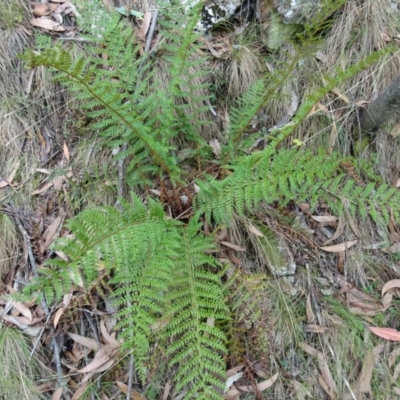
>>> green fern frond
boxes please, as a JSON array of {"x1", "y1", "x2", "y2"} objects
[
  {"x1": 195, "y1": 148, "x2": 400, "y2": 226},
  {"x1": 21, "y1": 196, "x2": 228, "y2": 395},
  {"x1": 162, "y1": 219, "x2": 228, "y2": 399}
]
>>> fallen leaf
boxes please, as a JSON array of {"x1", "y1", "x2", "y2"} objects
[
  {"x1": 220, "y1": 241, "x2": 246, "y2": 251},
  {"x1": 226, "y1": 364, "x2": 245, "y2": 377},
  {"x1": 225, "y1": 372, "x2": 243, "y2": 393},
  {"x1": 53, "y1": 307, "x2": 65, "y2": 328},
  {"x1": 32, "y1": 180, "x2": 54, "y2": 195},
  {"x1": 138, "y1": 12, "x2": 151, "y2": 41},
  {"x1": 67, "y1": 332, "x2": 99, "y2": 351},
  {"x1": 1, "y1": 315, "x2": 41, "y2": 336},
  {"x1": 300, "y1": 342, "x2": 337, "y2": 395},
  {"x1": 382, "y1": 279, "x2": 400, "y2": 296},
  {"x1": 355, "y1": 350, "x2": 374, "y2": 393},
  {"x1": 369, "y1": 327, "x2": 400, "y2": 341},
  {"x1": 320, "y1": 240, "x2": 358, "y2": 253},
  {"x1": 311, "y1": 215, "x2": 338, "y2": 223},
  {"x1": 100, "y1": 319, "x2": 120, "y2": 349},
  {"x1": 209, "y1": 138, "x2": 222, "y2": 157},
  {"x1": 33, "y1": 3, "x2": 58, "y2": 16},
  {"x1": 42, "y1": 216, "x2": 62, "y2": 249},
  {"x1": 226, "y1": 372, "x2": 279, "y2": 396},
  {"x1": 115, "y1": 382, "x2": 146, "y2": 399},
  {"x1": 11, "y1": 301, "x2": 32, "y2": 322},
  {"x1": 323, "y1": 215, "x2": 345, "y2": 245},
  {"x1": 63, "y1": 141, "x2": 70, "y2": 160},
  {"x1": 52, "y1": 387, "x2": 63, "y2": 400},
  {"x1": 162, "y1": 380, "x2": 172, "y2": 400},
  {"x1": 247, "y1": 222, "x2": 264, "y2": 237},
  {"x1": 30, "y1": 17, "x2": 66, "y2": 31},
  {"x1": 71, "y1": 381, "x2": 89, "y2": 400},
  {"x1": 78, "y1": 344, "x2": 118, "y2": 373}
]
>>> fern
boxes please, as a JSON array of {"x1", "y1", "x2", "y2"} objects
[
  {"x1": 20, "y1": 10, "x2": 212, "y2": 184},
  {"x1": 22, "y1": 196, "x2": 228, "y2": 397},
  {"x1": 195, "y1": 147, "x2": 400, "y2": 226}
]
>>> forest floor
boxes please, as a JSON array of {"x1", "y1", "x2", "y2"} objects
[{"x1": 2, "y1": 0, "x2": 400, "y2": 399}]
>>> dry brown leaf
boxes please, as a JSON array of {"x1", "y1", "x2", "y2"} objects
[
  {"x1": 317, "y1": 374, "x2": 337, "y2": 399},
  {"x1": 55, "y1": 250, "x2": 69, "y2": 261},
  {"x1": 53, "y1": 307, "x2": 64, "y2": 328},
  {"x1": 52, "y1": 387, "x2": 63, "y2": 400},
  {"x1": 100, "y1": 319, "x2": 120, "y2": 349},
  {"x1": 71, "y1": 381, "x2": 89, "y2": 400},
  {"x1": 63, "y1": 293, "x2": 72, "y2": 307},
  {"x1": 343, "y1": 350, "x2": 375, "y2": 400},
  {"x1": 226, "y1": 364, "x2": 245, "y2": 377},
  {"x1": 226, "y1": 372, "x2": 279, "y2": 396},
  {"x1": 63, "y1": 141, "x2": 70, "y2": 160},
  {"x1": 53, "y1": 175, "x2": 64, "y2": 191},
  {"x1": 381, "y1": 292, "x2": 393, "y2": 308},
  {"x1": 116, "y1": 382, "x2": 146, "y2": 399},
  {"x1": 300, "y1": 342, "x2": 338, "y2": 395},
  {"x1": 138, "y1": 12, "x2": 152, "y2": 41},
  {"x1": 247, "y1": 222, "x2": 264, "y2": 237},
  {"x1": 162, "y1": 380, "x2": 172, "y2": 400},
  {"x1": 30, "y1": 17, "x2": 66, "y2": 31},
  {"x1": 369, "y1": 327, "x2": 400, "y2": 341},
  {"x1": 311, "y1": 215, "x2": 338, "y2": 223},
  {"x1": 11, "y1": 301, "x2": 33, "y2": 322},
  {"x1": 42, "y1": 216, "x2": 62, "y2": 249},
  {"x1": 306, "y1": 295, "x2": 314, "y2": 324},
  {"x1": 323, "y1": 215, "x2": 345, "y2": 245},
  {"x1": 33, "y1": 3, "x2": 58, "y2": 16},
  {"x1": 328, "y1": 121, "x2": 338, "y2": 154},
  {"x1": 32, "y1": 180, "x2": 54, "y2": 195},
  {"x1": 382, "y1": 279, "x2": 400, "y2": 296},
  {"x1": 209, "y1": 138, "x2": 222, "y2": 157},
  {"x1": 1, "y1": 315, "x2": 41, "y2": 336},
  {"x1": 320, "y1": 240, "x2": 358, "y2": 253},
  {"x1": 78, "y1": 344, "x2": 118, "y2": 373},
  {"x1": 67, "y1": 332, "x2": 99, "y2": 351},
  {"x1": 220, "y1": 241, "x2": 246, "y2": 251}
]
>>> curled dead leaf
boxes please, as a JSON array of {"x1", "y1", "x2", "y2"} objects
[{"x1": 382, "y1": 279, "x2": 400, "y2": 296}]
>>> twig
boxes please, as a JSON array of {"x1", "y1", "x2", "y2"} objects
[
  {"x1": 126, "y1": 352, "x2": 135, "y2": 400},
  {"x1": 144, "y1": 10, "x2": 159, "y2": 53}
]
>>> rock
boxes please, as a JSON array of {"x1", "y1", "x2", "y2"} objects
[{"x1": 273, "y1": 0, "x2": 324, "y2": 24}]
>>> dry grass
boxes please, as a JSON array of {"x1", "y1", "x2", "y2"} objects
[{"x1": 0, "y1": 327, "x2": 47, "y2": 399}]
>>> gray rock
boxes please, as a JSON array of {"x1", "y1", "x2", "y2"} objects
[{"x1": 273, "y1": 0, "x2": 324, "y2": 24}]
